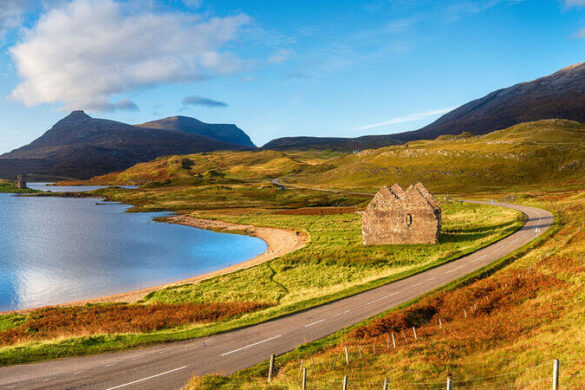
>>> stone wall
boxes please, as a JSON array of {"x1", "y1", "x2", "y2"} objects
[
  {"x1": 362, "y1": 182, "x2": 441, "y2": 245},
  {"x1": 14, "y1": 174, "x2": 26, "y2": 189}
]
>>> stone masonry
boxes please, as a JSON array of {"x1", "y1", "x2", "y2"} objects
[
  {"x1": 14, "y1": 174, "x2": 26, "y2": 190},
  {"x1": 362, "y1": 182, "x2": 441, "y2": 245}
]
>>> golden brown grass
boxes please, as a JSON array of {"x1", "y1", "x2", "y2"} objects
[{"x1": 0, "y1": 302, "x2": 271, "y2": 346}]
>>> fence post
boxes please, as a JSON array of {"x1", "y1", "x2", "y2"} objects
[
  {"x1": 268, "y1": 353, "x2": 275, "y2": 382},
  {"x1": 446, "y1": 374, "x2": 452, "y2": 390},
  {"x1": 343, "y1": 375, "x2": 348, "y2": 390},
  {"x1": 553, "y1": 359, "x2": 560, "y2": 390},
  {"x1": 302, "y1": 367, "x2": 307, "y2": 390},
  {"x1": 345, "y1": 345, "x2": 349, "y2": 365},
  {"x1": 413, "y1": 327, "x2": 418, "y2": 340},
  {"x1": 392, "y1": 333, "x2": 396, "y2": 348},
  {"x1": 386, "y1": 334, "x2": 390, "y2": 350},
  {"x1": 383, "y1": 377, "x2": 389, "y2": 390},
  {"x1": 298, "y1": 359, "x2": 303, "y2": 378},
  {"x1": 439, "y1": 318, "x2": 443, "y2": 329}
]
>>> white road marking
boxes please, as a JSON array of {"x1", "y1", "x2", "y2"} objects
[
  {"x1": 305, "y1": 319, "x2": 326, "y2": 328},
  {"x1": 471, "y1": 254, "x2": 487, "y2": 263},
  {"x1": 105, "y1": 366, "x2": 187, "y2": 390},
  {"x1": 446, "y1": 265, "x2": 465, "y2": 274},
  {"x1": 221, "y1": 335, "x2": 282, "y2": 356},
  {"x1": 410, "y1": 281, "x2": 426, "y2": 288},
  {"x1": 366, "y1": 291, "x2": 400, "y2": 305},
  {"x1": 105, "y1": 363, "x2": 118, "y2": 367},
  {"x1": 330, "y1": 310, "x2": 350, "y2": 318}
]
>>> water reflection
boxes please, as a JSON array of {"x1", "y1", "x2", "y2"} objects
[{"x1": 0, "y1": 193, "x2": 266, "y2": 311}]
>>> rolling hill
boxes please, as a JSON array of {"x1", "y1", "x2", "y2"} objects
[
  {"x1": 0, "y1": 111, "x2": 254, "y2": 180},
  {"x1": 262, "y1": 134, "x2": 400, "y2": 151},
  {"x1": 91, "y1": 119, "x2": 585, "y2": 193}
]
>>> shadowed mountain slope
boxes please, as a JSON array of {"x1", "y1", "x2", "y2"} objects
[
  {"x1": 0, "y1": 111, "x2": 253, "y2": 180},
  {"x1": 396, "y1": 62, "x2": 585, "y2": 141},
  {"x1": 137, "y1": 116, "x2": 255, "y2": 148}
]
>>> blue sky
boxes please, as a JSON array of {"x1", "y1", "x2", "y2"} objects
[{"x1": 1, "y1": 0, "x2": 585, "y2": 152}]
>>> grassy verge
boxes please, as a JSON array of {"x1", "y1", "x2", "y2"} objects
[
  {"x1": 0, "y1": 202, "x2": 521, "y2": 365},
  {"x1": 187, "y1": 194, "x2": 564, "y2": 389},
  {"x1": 0, "y1": 179, "x2": 37, "y2": 194}
]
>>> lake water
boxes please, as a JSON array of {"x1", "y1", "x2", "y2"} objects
[
  {"x1": 0, "y1": 191, "x2": 267, "y2": 311},
  {"x1": 27, "y1": 182, "x2": 137, "y2": 192}
]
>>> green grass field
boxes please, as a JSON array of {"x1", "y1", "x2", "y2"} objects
[
  {"x1": 0, "y1": 201, "x2": 521, "y2": 365},
  {"x1": 187, "y1": 189, "x2": 581, "y2": 389}
]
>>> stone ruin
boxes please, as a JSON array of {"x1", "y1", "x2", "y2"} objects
[
  {"x1": 362, "y1": 182, "x2": 441, "y2": 245},
  {"x1": 14, "y1": 174, "x2": 26, "y2": 189}
]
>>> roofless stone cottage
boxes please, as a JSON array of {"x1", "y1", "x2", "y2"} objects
[
  {"x1": 14, "y1": 174, "x2": 26, "y2": 190},
  {"x1": 362, "y1": 182, "x2": 441, "y2": 245}
]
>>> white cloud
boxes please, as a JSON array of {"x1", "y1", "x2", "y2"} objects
[
  {"x1": 9, "y1": 0, "x2": 250, "y2": 112},
  {"x1": 354, "y1": 107, "x2": 457, "y2": 131},
  {"x1": 0, "y1": 0, "x2": 34, "y2": 38},
  {"x1": 268, "y1": 48, "x2": 294, "y2": 64}
]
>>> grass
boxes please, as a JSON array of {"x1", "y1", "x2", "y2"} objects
[
  {"x1": 0, "y1": 302, "x2": 271, "y2": 346},
  {"x1": 92, "y1": 184, "x2": 367, "y2": 213},
  {"x1": 83, "y1": 119, "x2": 585, "y2": 195},
  {"x1": 0, "y1": 179, "x2": 37, "y2": 194},
  {"x1": 0, "y1": 201, "x2": 521, "y2": 365},
  {"x1": 188, "y1": 189, "x2": 585, "y2": 390},
  {"x1": 145, "y1": 202, "x2": 522, "y2": 306}
]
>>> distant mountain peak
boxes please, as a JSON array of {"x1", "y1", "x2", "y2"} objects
[
  {"x1": 137, "y1": 115, "x2": 256, "y2": 148},
  {"x1": 61, "y1": 110, "x2": 91, "y2": 122}
]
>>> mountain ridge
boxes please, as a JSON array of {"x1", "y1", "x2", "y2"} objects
[{"x1": 0, "y1": 111, "x2": 254, "y2": 180}]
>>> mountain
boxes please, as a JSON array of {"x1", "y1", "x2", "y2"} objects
[
  {"x1": 264, "y1": 62, "x2": 585, "y2": 150},
  {"x1": 137, "y1": 116, "x2": 255, "y2": 148},
  {"x1": 0, "y1": 111, "x2": 253, "y2": 180},
  {"x1": 262, "y1": 134, "x2": 400, "y2": 151},
  {"x1": 396, "y1": 62, "x2": 585, "y2": 141}
]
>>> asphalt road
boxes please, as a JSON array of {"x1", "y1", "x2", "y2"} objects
[{"x1": 0, "y1": 200, "x2": 553, "y2": 390}]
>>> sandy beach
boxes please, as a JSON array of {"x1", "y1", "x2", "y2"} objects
[{"x1": 4, "y1": 215, "x2": 308, "y2": 313}]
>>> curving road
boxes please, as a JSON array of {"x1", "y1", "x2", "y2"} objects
[{"x1": 0, "y1": 201, "x2": 553, "y2": 390}]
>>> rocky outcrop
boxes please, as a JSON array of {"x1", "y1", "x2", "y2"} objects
[{"x1": 362, "y1": 182, "x2": 441, "y2": 245}]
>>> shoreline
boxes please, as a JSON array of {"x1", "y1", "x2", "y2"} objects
[{"x1": 2, "y1": 215, "x2": 308, "y2": 314}]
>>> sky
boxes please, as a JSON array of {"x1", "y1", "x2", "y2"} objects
[{"x1": 1, "y1": 0, "x2": 585, "y2": 151}]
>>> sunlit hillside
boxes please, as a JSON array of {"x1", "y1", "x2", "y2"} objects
[{"x1": 90, "y1": 119, "x2": 585, "y2": 194}]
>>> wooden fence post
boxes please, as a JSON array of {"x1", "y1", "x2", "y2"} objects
[
  {"x1": 553, "y1": 359, "x2": 560, "y2": 390},
  {"x1": 302, "y1": 367, "x2": 307, "y2": 390},
  {"x1": 383, "y1": 377, "x2": 389, "y2": 390},
  {"x1": 298, "y1": 359, "x2": 303, "y2": 378},
  {"x1": 439, "y1": 318, "x2": 443, "y2": 329},
  {"x1": 446, "y1": 374, "x2": 452, "y2": 390},
  {"x1": 386, "y1": 334, "x2": 390, "y2": 350},
  {"x1": 343, "y1": 375, "x2": 348, "y2": 390},
  {"x1": 412, "y1": 327, "x2": 418, "y2": 340},
  {"x1": 345, "y1": 345, "x2": 349, "y2": 365},
  {"x1": 392, "y1": 333, "x2": 396, "y2": 348},
  {"x1": 268, "y1": 353, "x2": 275, "y2": 383}
]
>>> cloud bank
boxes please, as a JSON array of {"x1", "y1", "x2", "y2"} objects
[
  {"x1": 10, "y1": 0, "x2": 250, "y2": 112},
  {"x1": 182, "y1": 95, "x2": 228, "y2": 107}
]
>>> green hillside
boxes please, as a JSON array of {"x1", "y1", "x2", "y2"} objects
[{"x1": 88, "y1": 119, "x2": 585, "y2": 194}]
